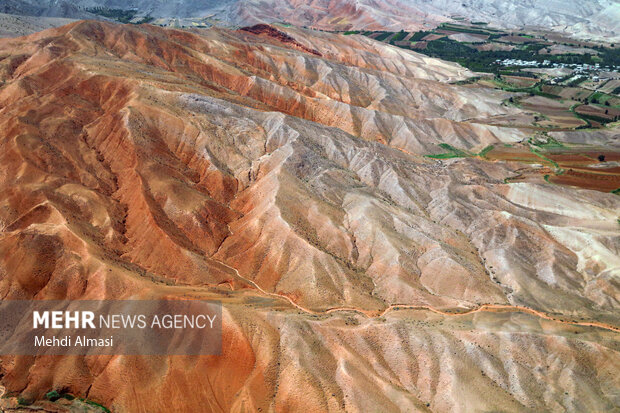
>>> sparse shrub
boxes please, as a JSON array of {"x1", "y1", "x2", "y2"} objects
[
  {"x1": 17, "y1": 397, "x2": 32, "y2": 406},
  {"x1": 46, "y1": 390, "x2": 61, "y2": 401}
]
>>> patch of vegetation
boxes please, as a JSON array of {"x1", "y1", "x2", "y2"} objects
[
  {"x1": 588, "y1": 92, "x2": 619, "y2": 107},
  {"x1": 80, "y1": 398, "x2": 111, "y2": 413},
  {"x1": 528, "y1": 136, "x2": 565, "y2": 149},
  {"x1": 416, "y1": 37, "x2": 577, "y2": 73},
  {"x1": 523, "y1": 43, "x2": 547, "y2": 52},
  {"x1": 529, "y1": 146, "x2": 559, "y2": 169},
  {"x1": 575, "y1": 123, "x2": 593, "y2": 130},
  {"x1": 487, "y1": 33, "x2": 504, "y2": 41},
  {"x1": 18, "y1": 397, "x2": 32, "y2": 406},
  {"x1": 427, "y1": 42, "x2": 600, "y2": 73},
  {"x1": 438, "y1": 23, "x2": 491, "y2": 36},
  {"x1": 588, "y1": 91, "x2": 607, "y2": 103},
  {"x1": 422, "y1": 37, "x2": 490, "y2": 71},
  {"x1": 425, "y1": 143, "x2": 473, "y2": 159},
  {"x1": 391, "y1": 30, "x2": 408, "y2": 42},
  {"x1": 361, "y1": 24, "x2": 620, "y2": 74},
  {"x1": 569, "y1": 103, "x2": 595, "y2": 128},
  {"x1": 45, "y1": 390, "x2": 75, "y2": 402},
  {"x1": 576, "y1": 111, "x2": 618, "y2": 124},
  {"x1": 137, "y1": 15, "x2": 154, "y2": 24},
  {"x1": 477, "y1": 145, "x2": 495, "y2": 157},
  {"x1": 409, "y1": 31, "x2": 432, "y2": 41},
  {"x1": 354, "y1": 26, "x2": 618, "y2": 132},
  {"x1": 87, "y1": 7, "x2": 137, "y2": 23},
  {"x1": 612, "y1": 188, "x2": 620, "y2": 195},
  {"x1": 499, "y1": 70, "x2": 537, "y2": 78},
  {"x1": 493, "y1": 78, "x2": 559, "y2": 99},
  {"x1": 343, "y1": 30, "x2": 360, "y2": 35},
  {"x1": 566, "y1": 76, "x2": 586, "y2": 87},
  {"x1": 591, "y1": 44, "x2": 620, "y2": 67},
  {"x1": 373, "y1": 32, "x2": 393, "y2": 42}
]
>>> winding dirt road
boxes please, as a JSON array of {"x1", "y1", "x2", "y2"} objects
[{"x1": 214, "y1": 255, "x2": 620, "y2": 334}]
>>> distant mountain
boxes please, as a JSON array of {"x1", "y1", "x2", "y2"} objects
[
  {"x1": 0, "y1": 0, "x2": 97, "y2": 19},
  {"x1": 5, "y1": 0, "x2": 620, "y2": 41},
  {"x1": 401, "y1": 0, "x2": 620, "y2": 40},
  {"x1": 234, "y1": 0, "x2": 620, "y2": 41},
  {"x1": 9, "y1": 0, "x2": 233, "y2": 19},
  {"x1": 0, "y1": 0, "x2": 42, "y2": 17}
]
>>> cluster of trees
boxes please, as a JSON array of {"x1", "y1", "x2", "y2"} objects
[
  {"x1": 590, "y1": 45, "x2": 620, "y2": 67},
  {"x1": 499, "y1": 70, "x2": 537, "y2": 78},
  {"x1": 86, "y1": 7, "x2": 154, "y2": 24},
  {"x1": 410, "y1": 31, "x2": 432, "y2": 41},
  {"x1": 415, "y1": 37, "x2": 555, "y2": 72},
  {"x1": 87, "y1": 7, "x2": 137, "y2": 23},
  {"x1": 373, "y1": 32, "x2": 393, "y2": 42},
  {"x1": 362, "y1": 28, "x2": 620, "y2": 76},
  {"x1": 565, "y1": 76, "x2": 586, "y2": 87},
  {"x1": 404, "y1": 37, "x2": 608, "y2": 73},
  {"x1": 390, "y1": 30, "x2": 408, "y2": 42},
  {"x1": 579, "y1": 111, "x2": 619, "y2": 123},
  {"x1": 437, "y1": 23, "x2": 497, "y2": 36}
]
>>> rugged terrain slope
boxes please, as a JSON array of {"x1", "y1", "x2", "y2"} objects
[
  {"x1": 0, "y1": 21, "x2": 619, "y2": 412},
  {"x1": 0, "y1": 12, "x2": 79, "y2": 38},
  {"x1": 8, "y1": 0, "x2": 620, "y2": 41},
  {"x1": 234, "y1": 0, "x2": 620, "y2": 41}
]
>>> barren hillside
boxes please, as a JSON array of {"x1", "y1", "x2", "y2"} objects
[{"x1": 0, "y1": 21, "x2": 618, "y2": 412}]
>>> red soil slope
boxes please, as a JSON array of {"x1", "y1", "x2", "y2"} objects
[{"x1": 0, "y1": 21, "x2": 618, "y2": 412}]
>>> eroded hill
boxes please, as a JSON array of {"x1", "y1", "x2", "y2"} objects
[{"x1": 0, "y1": 21, "x2": 619, "y2": 412}]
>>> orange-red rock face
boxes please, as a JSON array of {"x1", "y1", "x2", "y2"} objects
[{"x1": 0, "y1": 21, "x2": 619, "y2": 412}]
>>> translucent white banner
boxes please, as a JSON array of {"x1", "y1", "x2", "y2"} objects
[{"x1": 0, "y1": 300, "x2": 222, "y2": 355}]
